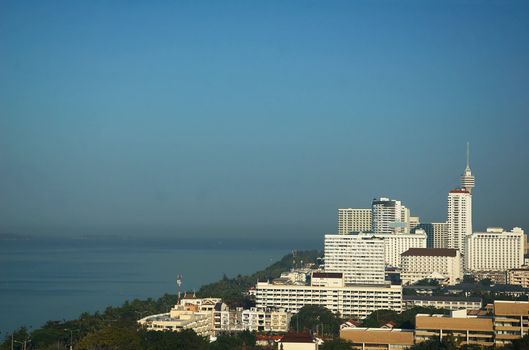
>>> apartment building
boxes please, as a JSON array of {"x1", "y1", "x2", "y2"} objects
[
  {"x1": 324, "y1": 233, "x2": 385, "y2": 284},
  {"x1": 337, "y1": 208, "x2": 372, "y2": 234},
  {"x1": 447, "y1": 189, "x2": 472, "y2": 252},
  {"x1": 372, "y1": 198, "x2": 409, "y2": 234},
  {"x1": 507, "y1": 267, "x2": 529, "y2": 288}
]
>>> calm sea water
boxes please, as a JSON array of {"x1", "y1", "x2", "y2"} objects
[{"x1": 0, "y1": 237, "x2": 311, "y2": 333}]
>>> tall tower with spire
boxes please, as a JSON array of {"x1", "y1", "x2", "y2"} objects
[{"x1": 461, "y1": 142, "x2": 475, "y2": 193}]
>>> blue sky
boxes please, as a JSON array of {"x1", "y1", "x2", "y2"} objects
[{"x1": 1, "y1": 1, "x2": 528, "y2": 239}]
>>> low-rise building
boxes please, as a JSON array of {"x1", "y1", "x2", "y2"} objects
[
  {"x1": 340, "y1": 328, "x2": 414, "y2": 350},
  {"x1": 415, "y1": 309, "x2": 495, "y2": 347},
  {"x1": 493, "y1": 300, "x2": 529, "y2": 347},
  {"x1": 507, "y1": 267, "x2": 529, "y2": 288},
  {"x1": 256, "y1": 272, "x2": 402, "y2": 319},
  {"x1": 402, "y1": 295, "x2": 481, "y2": 311},
  {"x1": 339, "y1": 301, "x2": 529, "y2": 348},
  {"x1": 400, "y1": 248, "x2": 463, "y2": 285},
  {"x1": 139, "y1": 297, "x2": 291, "y2": 335},
  {"x1": 278, "y1": 333, "x2": 319, "y2": 350}
]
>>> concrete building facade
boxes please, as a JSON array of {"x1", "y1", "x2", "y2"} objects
[
  {"x1": 337, "y1": 208, "x2": 372, "y2": 234},
  {"x1": 324, "y1": 233, "x2": 385, "y2": 284},
  {"x1": 465, "y1": 227, "x2": 525, "y2": 272},
  {"x1": 400, "y1": 248, "x2": 463, "y2": 285}
]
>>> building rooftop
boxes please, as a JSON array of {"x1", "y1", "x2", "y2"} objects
[
  {"x1": 402, "y1": 248, "x2": 458, "y2": 257},
  {"x1": 312, "y1": 272, "x2": 343, "y2": 278},
  {"x1": 449, "y1": 188, "x2": 469, "y2": 194}
]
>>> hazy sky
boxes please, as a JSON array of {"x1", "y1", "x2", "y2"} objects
[{"x1": 1, "y1": 1, "x2": 528, "y2": 240}]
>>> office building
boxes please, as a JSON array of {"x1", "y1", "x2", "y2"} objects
[
  {"x1": 337, "y1": 208, "x2": 372, "y2": 234},
  {"x1": 255, "y1": 272, "x2": 402, "y2": 320},
  {"x1": 447, "y1": 189, "x2": 472, "y2": 252},
  {"x1": 465, "y1": 227, "x2": 525, "y2": 272},
  {"x1": 400, "y1": 248, "x2": 463, "y2": 285},
  {"x1": 324, "y1": 233, "x2": 385, "y2": 284}
]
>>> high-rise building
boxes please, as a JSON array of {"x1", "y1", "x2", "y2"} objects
[
  {"x1": 447, "y1": 189, "x2": 472, "y2": 252},
  {"x1": 465, "y1": 227, "x2": 525, "y2": 272},
  {"x1": 337, "y1": 208, "x2": 372, "y2": 234},
  {"x1": 417, "y1": 222, "x2": 448, "y2": 248},
  {"x1": 324, "y1": 233, "x2": 385, "y2": 284},
  {"x1": 372, "y1": 198, "x2": 409, "y2": 234},
  {"x1": 461, "y1": 142, "x2": 475, "y2": 194}
]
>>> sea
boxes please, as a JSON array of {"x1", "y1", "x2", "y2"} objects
[{"x1": 0, "y1": 236, "x2": 319, "y2": 334}]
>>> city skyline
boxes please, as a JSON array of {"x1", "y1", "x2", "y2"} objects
[{"x1": 1, "y1": 1, "x2": 529, "y2": 239}]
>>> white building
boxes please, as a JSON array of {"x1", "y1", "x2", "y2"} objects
[
  {"x1": 338, "y1": 208, "x2": 372, "y2": 234},
  {"x1": 139, "y1": 296, "x2": 291, "y2": 335},
  {"x1": 372, "y1": 198, "x2": 409, "y2": 234},
  {"x1": 465, "y1": 227, "x2": 525, "y2": 272},
  {"x1": 447, "y1": 189, "x2": 472, "y2": 252},
  {"x1": 373, "y1": 229, "x2": 428, "y2": 267},
  {"x1": 324, "y1": 233, "x2": 385, "y2": 284},
  {"x1": 255, "y1": 272, "x2": 402, "y2": 319},
  {"x1": 400, "y1": 248, "x2": 463, "y2": 285}
]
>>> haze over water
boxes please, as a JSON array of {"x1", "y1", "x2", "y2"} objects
[{"x1": 0, "y1": 237, "x2": 311, "y2": 333}]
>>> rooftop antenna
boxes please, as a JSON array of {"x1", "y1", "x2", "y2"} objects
[
  {"x1": 466, "y1": 141, "x2": 470, "y2": 169},
  {"x1": 176, "y1": 274, "x2": 182, "y2": 304}
]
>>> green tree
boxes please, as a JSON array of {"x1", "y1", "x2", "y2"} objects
[
  {"x1": 360, "y1": 309, "x2": 398, "y2": 328},
  {"x1": 289, "y1": 305, "x2": 341, "y2": 336},
  {"x1": 319, "y1": 338, "x2": 352, "y2": 350},
  {"x1": 76, "y1": 326, "x2": 141, "y2": 350}
]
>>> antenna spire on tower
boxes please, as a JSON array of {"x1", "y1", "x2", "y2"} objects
[{"x1": 466, "y1": 142, "x2": 470, "y2": 169}]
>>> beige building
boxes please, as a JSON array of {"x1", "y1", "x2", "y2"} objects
[
  {"x1": 400, "y1": 248, "x2": 463, "y2": 285},
  {"x1": 507, "y1": 267, "x2": 529, "y2": 288},
  {"x1": 338, "y1": 208, "x2": 372, "y2": 234},
  {"x1": 415, "y1": 309, "x2": 494, "y2": 347},
  {"x1": 493, "y1": 300, "x2": 529, "y2": 347},
  {"x1": 340, "y1": 328, "x2": 414, "y2": 350},
  {"x1": 340, "y1": 301, "x2": 529, "y2": 348}
]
